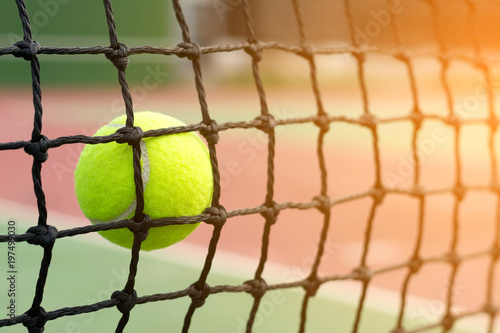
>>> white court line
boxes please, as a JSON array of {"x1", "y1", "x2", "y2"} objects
[{"x1": 0, "y1": 199, "x2": 495, "y2": 332}]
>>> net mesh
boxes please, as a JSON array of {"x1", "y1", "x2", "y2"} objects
[{"x1": 0, "y1": 0, "x2": 499, "y2": 332}]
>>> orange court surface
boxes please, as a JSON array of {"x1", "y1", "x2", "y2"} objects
[{"x1": 0, "y1": 84, "x2": 498, "y2": 331}]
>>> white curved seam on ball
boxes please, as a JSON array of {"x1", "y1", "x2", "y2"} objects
[{"x1": 90, "y1": 124, "x2": 151, "y2": 224}]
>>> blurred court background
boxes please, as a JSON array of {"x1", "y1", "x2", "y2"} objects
[
  {"x1": 1, "y1": 0, "x2": 500, "y2": 332},
  {"x1": 3, "y1": 0, "x2": 500, "y2": 86}
]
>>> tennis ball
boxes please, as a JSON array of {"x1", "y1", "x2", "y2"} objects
[{"x1": 74, "y1": 111, "x2": 213, "y2": 251}]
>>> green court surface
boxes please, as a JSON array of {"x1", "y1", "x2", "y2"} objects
[
  {"x1": 0, "y1": 0, "x2": 173, "y2": 86},
  {"x1": 0, "y1": 201, "x2": 483, "y2": 333}
]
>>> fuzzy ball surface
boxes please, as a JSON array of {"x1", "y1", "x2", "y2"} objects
[{"x1": 74, "y1": 111, "x2": 213, "y2": 251}]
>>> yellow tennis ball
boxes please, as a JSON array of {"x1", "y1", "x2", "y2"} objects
[{"x1": 74, "y1": 111, "x2": 213, "y2": 251}]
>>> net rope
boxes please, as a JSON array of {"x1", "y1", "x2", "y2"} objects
[{"x1": 0, "y1": 0, "x2": 499, "y2": 332}]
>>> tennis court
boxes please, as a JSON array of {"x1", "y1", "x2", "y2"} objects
[{"x1": 0, "y1": 200, "x2": 462, "y2": 333}]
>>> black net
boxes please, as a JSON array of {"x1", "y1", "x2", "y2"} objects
[{"x1": 0, "y1": 0, "x2": 500, "y2": 332}]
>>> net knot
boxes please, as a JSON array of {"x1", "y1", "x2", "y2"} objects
[
  {"x1": 474, "y1": 59, "x2": 488, "y2": 72},
  {"x1": 453, "y1": 186, "x2": 466, "y2": 201},
  {"x1": 116, "y1": 126, "x2": 144, "y2": 146},
  {"x1": 24, "y1": 135, "x2": 49, "y2": 163},
  {"x1": 260, "y1": 201, "x2": 280, "y2": 225},
  {"x1": 489, "y1": 117, "x2": 498, "y2": 131},
  {"x1": 26, "y1": 225, "x2": 58, "y2": 248},
  {"x1": 177, "y1": 42, "x2": 201, "y2": 61},
  {"x1": 128, "y1": 214, "x2": 151, "y2": 243},
  {"x1": 408, "y1": 256, "x2": 423, "y2": 273},
  {"x1": 13, "y1": 40, "x2": 40, "y2": 61},
  {"x1": 245, "y1": 43, "x2": 263, "y2": 62},
  {"x1": 105, "y1": 43, "x2": 129, "y2": 71},
  {"x1": 447, "y1": 252, "x2": 460, "y2": 267},
  {"x1": 352, "y1": 51, "x2": 366, "y2": 63},
  {"x1": 314, "y1": 113, "x2": 330, "y2": 133},
  {"x1": 408, "y1": 185, "x2": 423, "y2": 198},
  {"x1": 200, "y1": 119, "x2": 220, "y2": 145},
  {"x1": 371, "y1": 187, "x2": 385, "y2": 205},
  {"x1": 438, "y1": 55, "x2": 450, "y2": 69},
  {"x1": 189, "y1": 282, "x2": 211, "y2": 308},
  {"x1": 298, "y1": 45, "x2": 314, "y2": 59},
  {"x1": 442, "y1": 314, "x2": 455, "y2": 330},
  {"x1": 303, "y1": 276, "x2": 320, "y2": 297},
  {"x1": 313, "y1": 195, "x2": 331, "y2": 214},
  {"x1": 359, "y1": 114, "x2": 377, "y2": 129},
  {"x1": 493, "y1": 183, "x2": 500, "y2": 195},
  {"x1": 409, "y1": 110, "x2": 423, "y2": 129},
  {"x1": 395, "y1": 51, "x2": 410, "y2": 63},
  {"x1": 491, "y1": 245, "x2": 500, "y2": 261},
  {"x1": 255, "y1": 114, "x2": 276, "y2": 133},
  {"x1": 23, "y1": 307, "x2": 47, "y2": 333},
  {"x1": 445, "y1": 114, "x2": 461, "y2": 128},
  {"x1": 244, "y1": 278, "x2": 267, "y2": 299},
  {"x1": 483, "y1": 304, "x2": 497, "y2": 317},
  {"x1": 203, "y1": 206, "x2": 227, "y2": 227},
  {"x1": 352, "y1": 266, "x2": 372, "y2": 282},
  {"x1": 112, "y1": 289, "x2": 137, "y2": 314}
]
